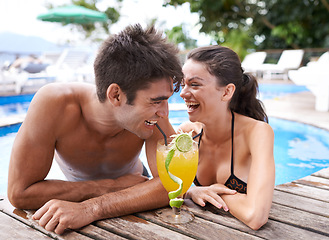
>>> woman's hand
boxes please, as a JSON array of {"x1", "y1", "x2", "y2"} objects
[{"x1": 185, "y1": 184, "x2": 237, "y2": 211}]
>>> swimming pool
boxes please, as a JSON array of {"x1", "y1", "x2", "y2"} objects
[
  {"x1": 1, "y1": 84, "x2": 328, "y2": 195},
  {"x1": 0, "y1": 94, "x2": 34, "y2": 120}
]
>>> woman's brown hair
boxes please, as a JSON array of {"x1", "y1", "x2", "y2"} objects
[{"x1": 187, "y1": 45, "x2": 268, "y2": 122}]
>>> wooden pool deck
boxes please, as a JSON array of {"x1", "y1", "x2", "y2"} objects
[{"x1": 1, "y1": 167, "x2": 328, "y2": 239}]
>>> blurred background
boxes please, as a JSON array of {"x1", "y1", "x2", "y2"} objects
[{"x1": 1, "y1": 0, "x2": 328, "y2": 61}]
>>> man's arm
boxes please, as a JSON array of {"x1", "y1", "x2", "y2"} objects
[
  {"x1": 8, "y1": 84, "x2": 147, "y2": 209},
  {"x1": 33, "y1": 177, "x2": 168, "y2": 234}
]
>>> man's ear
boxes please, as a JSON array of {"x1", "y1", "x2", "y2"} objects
[
  {"x1": 221, "y1": 83, "x2": 235, "y2": 101},
  {"x1": 107, "y1": 83, "x2": 123, "y2": 106}
]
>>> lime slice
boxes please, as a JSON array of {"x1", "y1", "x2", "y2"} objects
[
  {"x1": 175, "y1": 133, "x2": 193, "y2": 152},
  {"x1": 168, "y1": 172, "x2": 184, "y2": 208},
  {"x1": 165, "y1": 149, "x2": 175, "y2": 173},
  {"x1": 170, "y1": 198, "x2": 184, "y2": 208},
  {"x1": 168, "y1": 172, "x2": 183, "y2": 199}
]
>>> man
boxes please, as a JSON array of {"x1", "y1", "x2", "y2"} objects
[{"x1": 8, "y1": 24, "x2": 183, "y2": 234}]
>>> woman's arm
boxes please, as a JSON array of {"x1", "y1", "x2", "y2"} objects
[{"x1": 222, "y1": 122, "x2": 275, "y2": 230}]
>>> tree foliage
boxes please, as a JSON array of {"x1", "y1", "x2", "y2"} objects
[
  {"x1": 165, "y1": 24, "x2": 198, "y2": 50},
  {"x1": 164, "y1": 0, "x2": 329, "y2": 51}
]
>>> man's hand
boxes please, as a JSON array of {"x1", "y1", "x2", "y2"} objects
[
  {"x1": 32, "y1": 199, "x2": 95, "y2": 235},
  {"x1": 185, "y1": 184, "x2": 237, "y2": 211}
]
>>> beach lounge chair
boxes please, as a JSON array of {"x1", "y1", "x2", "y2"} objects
[
  {"x1": 306, "y1": 51, "x2": 329, "y2": 68},
  {"x1": 13, "y1": 48, "x2": 93, "y2": 93},
  {"x1": 0, "y1": 68, "x2": 25, "y2": 94},
  {"x1": 45, "y1": 48, "x2": 94, "y2": 82},
  {"x1": 258, "y1": 49, "x2": 304, "y2": 80},
  {"x1": 288, "y1": 51, "x2": 329, "y2": 111},
  {"x1": 241, "y1": 51, "x2": 267, "y2": 77}
]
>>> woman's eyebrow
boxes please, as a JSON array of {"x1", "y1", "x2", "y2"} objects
[{"x1": 185, "y1": 76, "x2": 204, "y2": 82}]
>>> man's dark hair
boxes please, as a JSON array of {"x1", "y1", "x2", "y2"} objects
[{"x1": 94, "y1": 24, "x2": 183, "y2": 104}]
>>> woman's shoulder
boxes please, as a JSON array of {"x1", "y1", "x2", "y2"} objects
[{"x1": 236, "y1": 113, "x2": 273, "y2": 139}]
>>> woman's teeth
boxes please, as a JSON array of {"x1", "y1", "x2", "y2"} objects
[
  {"x1": 145, "y1": 120, "x2": 157, "y2": 126},
  {"x1": 186, "y1": 102, "x2": 200, "y2": 110}
]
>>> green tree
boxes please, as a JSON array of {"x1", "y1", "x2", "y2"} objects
[
  {"x1": 165, "y1": 24, "x2": 197, "y2": 50},
  {"x1": 164, "y1": 0, "x2": 329, "y2": 52}
]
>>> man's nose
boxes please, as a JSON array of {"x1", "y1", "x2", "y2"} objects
[{"x1": 157, "y1": 101, "x2": 169, "y2": 118}]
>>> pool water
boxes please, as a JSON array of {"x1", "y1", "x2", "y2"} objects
[
  {"x1": 258, "y1": 84, "x2": 309, "y2": 100},
  {"x1": 0, "y1": 94, "x2": 34, "y2": 119},
  {"x1": 0, "y1": 123, "x2": 66, "y2": 195},
  {"x1": 1, "y1": 84, "x2": 328, "y2": 195}
]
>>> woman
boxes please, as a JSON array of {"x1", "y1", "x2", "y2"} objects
[{"x1": 180, "y1": 45, "x2": 275, "y2": 230}]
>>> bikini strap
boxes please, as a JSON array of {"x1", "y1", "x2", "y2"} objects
[
  {"x1": 231, "y1": 111, "x2": 235, "y2": 174},
  {"x1": 193, "y1": 128, "x2": 203, "y2": 147}
]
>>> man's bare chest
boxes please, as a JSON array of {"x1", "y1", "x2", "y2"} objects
[{"x1": 54, "y1": 127, "x2": 144, "y2": 170}]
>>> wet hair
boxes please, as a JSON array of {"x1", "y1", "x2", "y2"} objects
[
  {"x1": 187, "y1": 45, "x2": 268, "y2": 122},
  {"x1": 94, "y1": 24, "x2": 183, "y2": 104}
]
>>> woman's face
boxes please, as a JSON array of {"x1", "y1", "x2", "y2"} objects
[{"x1": 181, "y1": 59, "x2": 227, "y2": 123}]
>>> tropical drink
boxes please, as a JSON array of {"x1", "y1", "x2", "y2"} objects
[
  {"x1": 157, "y1": 138, "x2": 198, "y2": 195},
  {"x1": 156, "y1": 133, "x2": 198, "y2": 224}
]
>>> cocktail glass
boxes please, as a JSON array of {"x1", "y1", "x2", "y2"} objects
[{"x1": 156, "y1": 136, "x2": 198, "y2": 224}]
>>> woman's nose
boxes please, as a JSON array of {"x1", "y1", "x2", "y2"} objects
[{"x1": 180, "y1": 86, "x2": 189, "y2": 99}]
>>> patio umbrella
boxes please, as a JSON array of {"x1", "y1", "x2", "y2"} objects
[{"x1": 37, "y1": 5, "x2": 108, "y2": 24}]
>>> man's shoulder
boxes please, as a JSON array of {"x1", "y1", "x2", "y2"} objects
[
  {"x1": 35, "y1": 82, "x2": 94, "y2": 104},
  {"x1": 28, "y1": 83, "x2": 95, "y2": 121},
  {"x1": 39, "y1": 82, "x2": 93, "y2": 96}
]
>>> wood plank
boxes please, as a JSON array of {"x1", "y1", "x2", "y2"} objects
[
  {"x1": 77, "y1": 224, "x2": 127, "y2": 240},
  {"x1": 137, "y1": 207, "x2": 263, "y2": 240},
  {"x1": 140, "y1": 212, "x2": 262, "y2": 240},
  {"x1": 95, "y1": 214, "x2": 193, "y2": 240},
  {"x1": 181, "y1": 200, "x2": 328, "y2": 240},
  {"x1": 0, "y1": 197, "x2": 91, "y2": 240},
  {"x1": 312, "y1": 167, "x2": 329, "y2": 179},
  {"x1": 293, "y1": 175, "x2": 329, "y2": 190},
  {"x1": 0, "y1": 212, "x2": 52, "y2": 239},
  {"x1": 22, "y1": 210, "x2": 93, "y2": 240},
  {"x1": 275, "y1": 182, "x2": 329, "y2": 202},
  {"x1": 270, "y1": 203, "x2": 329, "y2": 236},
  {"x1": 272, "y1": 190, "x2": 329, "y2": 217}
]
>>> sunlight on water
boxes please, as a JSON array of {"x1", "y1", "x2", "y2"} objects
[{"x1": 288, "y1": 136, "x2": 329, "y2": 161}]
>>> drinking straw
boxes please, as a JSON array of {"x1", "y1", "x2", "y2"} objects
[{"x1": 155, "y1": 123, "x2": 167, "y2": 146}]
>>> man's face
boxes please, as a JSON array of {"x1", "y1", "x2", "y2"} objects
[{"x1": 117, "y1": 78, "x2": 174, "y2": 139}]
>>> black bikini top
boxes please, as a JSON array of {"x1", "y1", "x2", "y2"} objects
[{"x1": 193, "y1": 111, "x2": 247, "y2": 194}]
